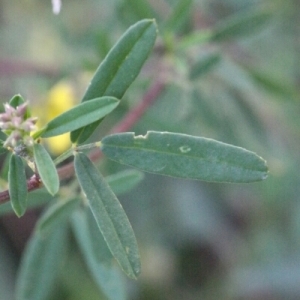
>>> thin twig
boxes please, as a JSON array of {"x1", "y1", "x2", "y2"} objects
[
  {"x1": 0, "y1": 58, "x2": 60, "y2": 77},
  {"x1": 0, "y1": 79, "x2": 166, "y2": 205}
]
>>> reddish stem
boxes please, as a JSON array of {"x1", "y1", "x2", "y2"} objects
[{"x1": 0, "y1": 58, "x2": 60, "y2": 77}]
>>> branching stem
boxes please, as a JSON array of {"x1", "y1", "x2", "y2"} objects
[{"x1": 0, "y1": 79, "x2": 166, "y2": 205}]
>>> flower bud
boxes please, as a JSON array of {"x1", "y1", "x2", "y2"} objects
[{"x1": 16, "y1": 102, "x2": 29, "y2": 118}]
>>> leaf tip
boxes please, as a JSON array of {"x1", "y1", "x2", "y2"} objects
[
  {"x1": 10, "y1": 195, "x2": 27, "y2": 217},
  {"x1": 13, "y1": 208, "x2": 26, "y2": 218},
  {"x1": 47, "y1": 184, "x2": 60, "y2": 196},
  {"x1": 261, "y1": 163, "x2": 269, "y2": 181}
]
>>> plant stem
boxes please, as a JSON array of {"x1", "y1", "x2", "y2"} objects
[
  {"x1": 54, "y1": 142, "x2": 101, "y2": 166},
  {"x1": 0, "y1": 58, "x2": 60, "y2": 77},
  {"x1": 54, "y1": 148, "x2": 74, "y2": 166},
  {"x1": 76, "y1": 141, "x2": 102, "y2": 151},
  {"x1": 0, "y1": 79, "x2": 166, "y2": 205}
]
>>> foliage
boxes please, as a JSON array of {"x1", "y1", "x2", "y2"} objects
[{"x1": 1, "y1": 0, "x2": 299, "y2": 299}]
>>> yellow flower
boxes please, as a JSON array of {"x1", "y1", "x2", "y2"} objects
[{"x1": 34, "y1": 81, "x2": 76, "y2": 155}]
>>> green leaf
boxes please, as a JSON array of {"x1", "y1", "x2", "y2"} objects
[
  {"x1": 74, "y1": 152, "x2": 140, "y2": 279},
  {"x1": 177, "y1": 29, "x2": 213, "y2": 50},
  {"x1": 211, "y1": 9, "x2": 272, "y2": 42},
  {"x1": 163, "y1": 0, "x2": 193, "y2": 33},
  {"x1": 242, "y1": 66, "x2": 297, "y2": 99},
  {"x1": 37, "y1": 198, "x2": 80, "y2": 233},
  {"x1": 176, "y1": 29, "x2": 212, "y2": 51},
  {"x1": 8, "y1": 154, "x2": 28, "y2": 217},
  {"x1": 106, "y1": 169, "x2": 144, "y2": 195},
  {"x1": 72, "y1": 208, "x2": 126, "y2": 300},
  {"x1": 0, "y1": 188, "x2": 53, "y2": 217},
  {"x1": 33, "y1": 144, "x2": 59, "y2": 195},
  {"x1": 101, "y1": 131, "x2": 268, "y2": 183},
  {"x1": 0, "y1": 143, "x2": 8, "y2": 154},
  {"x1": 71, "y1": 19, "x2": 158, "y2": 144},
  {"x1": 15, "y1": 225, "x2": 67, "y2": 300},
  {"x1": 41, "y1": 97, "x2": 120, "y2": 138},
  {"x1": 189, "y1": 53, "x2": 221, "y2": 80}
]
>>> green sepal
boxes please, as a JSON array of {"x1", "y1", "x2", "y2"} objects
[
  {"x1": 9, "y1": 94, "x2": 30, "y2": 118},
  {"x1": 9, "y1": 94, "x2": 25, "y2": 107},
  {"x1": 8, "y1": 154, "x2": 28, "y2": 217},
  {"x1": 74, "y1": 152, "x2": 141, "y2": 279}
]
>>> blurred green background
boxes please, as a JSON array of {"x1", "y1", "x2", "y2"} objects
[{"x1": 1, "y1": 0, "x2": 300, "y2": 299}]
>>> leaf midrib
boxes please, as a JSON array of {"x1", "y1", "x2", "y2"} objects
[{"x1": 102, "y1": 143, "x2": 266, "y2": 173}]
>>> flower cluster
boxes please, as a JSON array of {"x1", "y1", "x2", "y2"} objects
[{"x1": 0, "y1": 102, "x2": 37, "y2": 149}]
